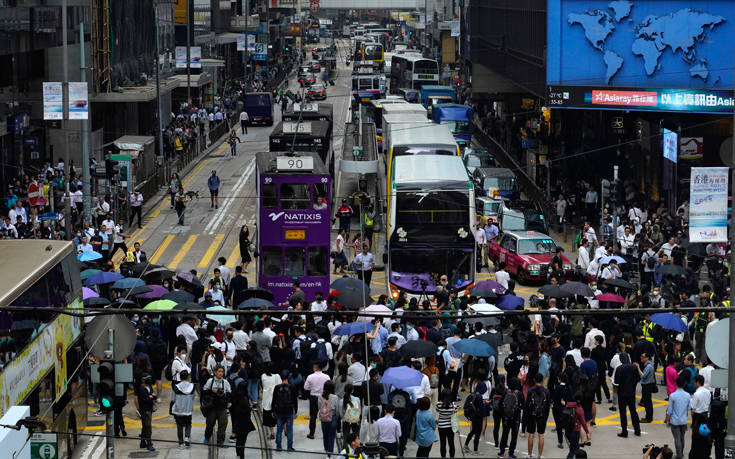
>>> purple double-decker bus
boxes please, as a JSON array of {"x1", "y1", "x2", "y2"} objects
[{"x1": 255, "y1": 151, "x2": 331, "y2": 307}]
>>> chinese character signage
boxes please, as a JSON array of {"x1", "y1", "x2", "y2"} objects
[
  {"x1": 43, "y1": 82, "x2": 63, "y2": 120},
  {"x1": 547, "y1": 85, "x2": 734, "y2": 114},
  {"x1": 68, "y1": 82, "x2": 88, "y2": 120},
  {"x1": 689, "y1": 167, "x2": 728, "y2": 243}
]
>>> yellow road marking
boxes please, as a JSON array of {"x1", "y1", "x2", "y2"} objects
[
  {"x1": 170, "y1": 235, "x2": 197, "y2": 269},
  {"x1": 226, "y1": 242, "x2": 241, "y2": 269},
  {"x1": 149, "y1": 234, "x2": 175, "y2": 265},
  {"x1": 198, "y1": 234, "x2": 225, "y2": 269}
]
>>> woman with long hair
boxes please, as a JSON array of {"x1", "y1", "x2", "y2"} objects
[
  {"x1": 239, "y1": 224, "x2": 252, "y2": 272},
  {"x1": 260, "y1": 362, "x2": 282, "y2": 439},
  {"x1": 339, "y1": 383, "x2": 361, "y2": 438},
  {"x1": 436, "y1": 388, "x2": 457, "y2": 457},
  {"x1": 319, "y1": 380, "x2": 339, "y2": 454}
]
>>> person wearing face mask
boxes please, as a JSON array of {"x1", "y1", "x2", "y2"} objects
[
  {"x1": 207, "y1": 280, "x2": 225, "y2": 305},
  {"x1": 387, "y1": 323, "x2": 407, "y2": 349},
  {"x1": 171, "y1": 345, "x2": 191, "y2": 383}
]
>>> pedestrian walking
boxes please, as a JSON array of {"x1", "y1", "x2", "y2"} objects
[
  {"x1": 340, "y1": 383, "x2": 362, "y2": 438},
  {"x1": 304, "y1": 362, "x2": 331, "y2": 439},
  {"x1": 335, "y1": 199, "x2": 354, "y2": 234},
  {"x1": 239, "y1": 224, "x2": 252, "y2": 272},
  {"x1": 174, "y1": 189, "x2": 187, "y2": 225},
  {"x1": 208, "y1": 170, "x2": 220, "y2": 209},
  {"x1": 172, "y1": 370, "x2": 195, "y2": 449},
  {"x1": 463, "y1": 382, "x2": 485, "y2": 454},
  {"x1": 525, "y1": 373, "x2": 551, "y2": 459},
  {"x1": 333, "y1": 228, "x2": 348, "y2": 274},
  {"x1": 202, "y1": 365, "x2": 231, "y2": 446},
  {"x1": 666, "y1": 374, "x2": 691, "y2": 459},
  {"x1": 137, "y1": 373, "x2": 156, "y2": 451},
  {"x1": 109, "y1": 217, "x2": 129, "y2": 259},
  {"x1": 415, "y1": 396, "x2": 438, "y2": 458},
  {"x1": 228, "y1": 129, "x2": 241, "y2": 156},
  {"x1": 690, "y1": 375, "x2": 712, "y2": 459},
  {"x1": 130, "y1": 191, "x2": 143, "y2": 228},
  {"x1": 272, "y1": 375, "x2": 296, "y2": 452},
  {"x1": 353, "y1": 243, "x2": 375, "y2": 286},
  {"x1": 318, "y1": 380, "x2": 339, "y2": 454},
  {"x1": 636, "y1": 351, "x2": 656, "y2": 423},
  {"x1": 230, "y1": 379, "x2": 256, "y2": 459},
  {"x1": 564, "y1": 392, "x2": 590, "y2": 459},
  {"x1": 436, "y1": 388, "x2": 458, "y2": 458},
  {"x1": 498, "y1": 378, "x2": 523, "y2": 458},
  {"x1": 169, "y1": 173, "x2": 181, "y2": 209},
  {"x1": 239, "y1": 110, "x2": 249, "y2": 134},
  {"x1": 614, "y1": 353, "x2": 641, "y2": 438},
  {"x1": 375, "y1": 404, "x2": 401, "y2": 456}
]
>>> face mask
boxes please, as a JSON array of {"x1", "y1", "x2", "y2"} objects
[
  {"x1": 180, "y1": 353, "x2": 187, "y2": 360},
  {"x1": 406, "y1": 325, "x2": 412, "y2": 330},
  {"x1": 227, "y1": 334, "x2": 233, "y2": 340}
]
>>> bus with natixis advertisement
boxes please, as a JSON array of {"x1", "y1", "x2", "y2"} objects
[{"x1": 0, "y1": 240, "x2": 87, "y2": 458}]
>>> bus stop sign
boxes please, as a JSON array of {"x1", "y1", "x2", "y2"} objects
[{"x1": 31, "y1": 432, "x2": 57, "y2": 459}]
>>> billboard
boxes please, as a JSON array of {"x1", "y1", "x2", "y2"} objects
[
  {"x1": 547, "y1": 0, "x2": 734, "y2": 93},
  {"x1": 174, "y1": 0, "x2": 187, "y2": 24},
  {"x1": 662, "y1": 128, "x2": 678, "y2": 163},
  {"x1": 42, "y1": 82, "x2": 63, "y2": 120},
  {"x1": 175, "y1": 46, "x2": 201, "y2": 68},
  {"x1": 689, "y1": 167, "x2": 728, "y2": 242},
  {"x1": 68, "y1": 82, "x2": 88, "y2": 120}
]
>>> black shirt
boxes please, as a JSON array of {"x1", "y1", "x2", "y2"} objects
[
  {"x1": 229, "y1": 275, "x2": 249, "y2": 306},
  {"x1": 504, "y1": 352, "x2": 525, "y2": 382}
]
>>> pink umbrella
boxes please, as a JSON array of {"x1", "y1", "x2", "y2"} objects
[
  {"x1": 82, "y1": 287, "x2": 99, "y2": 299},
  {"x1": 596, "y1": 293, "x2": 625, "y2": 303},
  {"x1": 135, "y1": 284, "x2": 170, "y2": 300}
]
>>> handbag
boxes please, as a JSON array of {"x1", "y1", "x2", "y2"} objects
[
  {"x1": 647, "y1": 382, "x2": 659, "y2": 394},
  {"x1": 451, "y1": 412, "x2": 460, "y2": 433}
]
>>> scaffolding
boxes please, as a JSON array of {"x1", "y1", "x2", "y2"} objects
[{"x1": 92, "y1": 0, "x2": 111, "y2": 92}]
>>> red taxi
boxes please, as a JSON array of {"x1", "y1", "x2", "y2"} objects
[
  {"x1": 306, "y1": 83, "x2": 327, "y2": 101},
  {"x1": 487, "y1": 230, "x2": 572, "y2": 284}
]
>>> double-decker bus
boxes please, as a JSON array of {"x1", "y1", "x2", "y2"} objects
[
  {"x1": 387, "y1": 155, "x2": 476, "y2": 299},
  {"x1": 0, "y1": 240, "x2": 87, "y2": 458},
  {"x1": 351, "y1": 67, "x2": 386, "y2": 106},
  {"x1": 361, "y1": 42, "x2": 385, "y2": 69},
  {"x1": 256, "y1": 152, "x2": 331, "y2": 306},
  {"x1": 389, "y1": 55, "x2": 439, "y2": 92}
]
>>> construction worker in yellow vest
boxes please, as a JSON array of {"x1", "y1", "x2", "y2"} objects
[
  {"x1": 642, "y1": 317, "x2": 655, "y2": 342},
  {"x1": 361, "y1": 202, "x2": 375, "y2": 249}
]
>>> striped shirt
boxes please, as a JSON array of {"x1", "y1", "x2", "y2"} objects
[{"x1": 436, "y1": 402, "x2": 457, "y2": 429}]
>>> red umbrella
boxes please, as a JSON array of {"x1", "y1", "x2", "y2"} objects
[{"x1": 596, "y1": 293, "x2": 625, "y2": 303}]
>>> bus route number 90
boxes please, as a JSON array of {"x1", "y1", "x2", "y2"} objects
[{"x1": 277, "y1": 156, "x2": 314, "y2": 171}]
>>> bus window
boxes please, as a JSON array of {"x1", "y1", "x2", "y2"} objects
[
  {"x1": 308, "y1": 247, "x2": 329, "y2": 276},
  {"x1": 364, "y1": 44, "x2": 383, "y2": 61},
  {"x1": 280, "y1": 183, "x2": 310, "y2": 210},
  {"x1": 284, "y1": 247, "x2": 305, "y2": 277},
  {"x1": 262, "y1": 247, "x2": 283, "y2": 276},
  {"x1": 262, "y1": 183, "x2": 277, "y2": 209},
  {"x1": 313, "y1": 183, "x2": 328, "y2": 203}
]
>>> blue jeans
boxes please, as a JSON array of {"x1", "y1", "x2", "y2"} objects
[
  {"x1": 566, "y1": 429, "x2": 580, "y2": 459},
  {"x1": 321, "y1": 417, "x2": 338, "y2": 453},
  {"x1": 248, "y1": 379, "x2": 259, "y2": 403},
  {"x1": 276, "y1": 413, "x2": 294, "y2": 450}
]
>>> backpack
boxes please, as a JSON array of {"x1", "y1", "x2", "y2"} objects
[
  {"x1": 344, "y1": 398, "x2": 361, "y2": 424},
  {"x1": 463, "y1": 393, "x2": 479, "y2": 420},
  {"x1": 318, "y1": 396, "x2": 333, "y2": 422},
  {"x1": 502, "y1": 390, "x2": 519, "y2": 421},
  {"x1": 315, "y1": 341, "x2": 329, "y2": 365},
  {"x1": 529, "y1": 388, "x2": 548, "y2": 418},
  {"x1": 436, "y1": 349, "x2": 448, "y2": 376},
  {"x1": 646, "y1": 254, "x2": 656, "y2": 269},
  {"x1": 246, "y1": 351, "x2": 263, "y2": 379},
  {"x1": 164, "y1": 363, "x2": 173, "y2": 381},
  {"x1": 559, "y1": 404, "x2": 577, "y2": 430},
  {"x1": 271, "y1": 384, "x2": 292, "y2": 415},
  {"x1": 389, "y1": 390, "x2": 410, "y2": 410}
]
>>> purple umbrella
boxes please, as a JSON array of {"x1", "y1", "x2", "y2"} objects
[
  {"x1": 496, "y1": 294, "x2": 524, "y2": 310},
  {"x1": 472, "y1": 280, "x2": 506, "y2": 294},
  {"x1": 381, "y1": 366, "x2": 424, "y2": 389},
  {"x1": 83, "y1": 271, "x2": 124, "y2": 286},
  {"x1": 82, "y1": 287, "x2": 99, "y2": 299},
  {"x1": 177, "y1": 271, "x2": 203, "y2": 287},
  {"x1": 135, "y1": 284, "x2": 170, "y2": 300}
]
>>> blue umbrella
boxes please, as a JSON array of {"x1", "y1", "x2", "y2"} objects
[
  {"x1": 381, "y1": 366, "x2": 424, "y2": 389},
  {"x1": 600, "y1": 255, "x2": 627, "y2": 264},
  {"x1": 78, "y1": 251, "x2": 102, "y2": 262},
  {"x1": 333, "y1": 321, "x2": 373, "y2": 336},
  {"x1": 83, "y1": 271, "x2": 124, "y2": 286},
  {"x1": 452, "y1": 338, "x2": 496, "y2": 357},
  {"x1": 496, "y1": 294, "x2": 524, "y2": 311},
  {"x1": 111, "y1": 277, "x2": 146, "y2": 290},
  {"x1": 650, "y1": 313, "x2": 688, "y2": 333}
]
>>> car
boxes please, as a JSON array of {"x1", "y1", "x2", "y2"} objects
[
  {"x1": 306, "y1": 83, "x2": 327, "y2": 101},
  {"x1": 472, "y1": 167, "x2": 519, "y2": 199},
  {"x1": 298, "y1": 70, "x2": 316, "y2": 87},
  {"x1": 498, "y1": 201, "x2": 549, "y2": 234},
  {"x1": 463, "y1": 148, "x2": 495, "y2": 175},
  {"x1": 309, "y1": 61, "x2": 322, "y2": 73},
  {"x1": 487, "y1": 230, "x2": 573, "y2": 284},
  {"x1": 476, "y1": 196, "x2": 503, "y2": 224}
]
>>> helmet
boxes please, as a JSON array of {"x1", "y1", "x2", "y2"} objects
[{"x1": 699, "y1": 424, "x2": 711, "y2": 437}]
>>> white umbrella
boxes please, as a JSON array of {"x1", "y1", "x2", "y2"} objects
[
  {"x1": 358, "y1": 304, "x2": 393, "y2": 322},
  {"x1": 469, "y1": 303, "x2": 503, "y2": 315}
]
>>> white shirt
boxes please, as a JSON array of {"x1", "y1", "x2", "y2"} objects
[
  {"x1": 353, "y1": 252, "x2": 375, "y2": 271},
  {"x1": 406, "y1": 327, "x2": 419, "y2": 342},
  {"x1": 113, "y1": 224, "x2": 125, "y2": 244},
  {"x1": 584, "y1": 328, "x2": 605, "y2": 349},
  {"x1": 311, "y1": 300, "x2": 327, "y2": 322},
  {"x1": 495, "y1": 270, "x2": 510, "y2": 289},
  {"x1": 387, "y1": 331, "x2": 407, "y2": 349},
  {"x1": 239, "y1": 111, "x2": 249, "y2": 121},
  {"x1": 475, "y1": 228, "x2": 487, "y2": 245},
  {"x1": 232, "y1": 329, "x2": 250, "y2": 350},
  {"x1": 593, "y1": 246, "x2": 607, "y2": 261},
  {"x1": 566, "y1": 348, "x2": 583, "y2": 367},
  {"x1": 218, "y1": 265, "x2": 232, "y2": 286},
  {"x1": 101, "y1": 218, "x2": 115, "y2": 235},
  {"x1": 348, "y1": 361, "x2": 368, "y2": 385},
  {"x1": 176, "y1": 323, "x2": 198, "y2": 348},
  {"x1": 584, "y1": 227, "x2": 597, "y2": 243},
  {"x1": 628, "y1": 207, "x2": 643, "y2": 222},
  {"x1": 171, "y1": 355, "x2": 190, "y2": 381},
  {"x1": 585, "y1": 190, "x2": 598, "y2": 204},
  {"x1": 263, "y1": 327, "x2": 277, "y2": 341},
  {"x1": 207, "y1": 288, "x2": 225, "y2": 305},
  {"x1": 691, "y1": 386, "x2": 711, "y2": 414},
  {"x1": 9, "y1": 206, "x2": 27, "y2": 224},
  {"x1": 619, "y1": 233, "x2": 634, "y2": 255},
  {"x1": 222, "y1": 339, "x2": 236, "y2": 369},
  {"x1": 699, "y1": 365, "x2": 715, "y2": 392},
  {"x1": 577, "y1": 248, "x2": 590, "y2": 270},
  {"x1": 335, "y1": 233, "x2": 346, "y2": 253},
  {"x1": 601, "y1": 266, "x2": 620, "y2": 279},
  {"x1": 660, "y1": 242, "x2": 676, "y2": 257},
  {"x1": 78, "y1": 242, "x2": 94, "y2": 252}
]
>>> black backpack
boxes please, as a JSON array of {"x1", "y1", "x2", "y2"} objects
[
  {"x1": 271, "y1": 384, "x2": 293, "y2": 415},
  {"x1": 529, "y1": 388, "x2": 548, "y2": 418},
  {"x1": 463, "y1": 393, "x2": 479, "y2": 420},
  {"x1": 315, "y1": 341, "x2": 329, "y2": 365},
  {"x1": 559, "y1": 404, "x2": 576, "y2": 430},
  {"x1": 646, "y1": 255, "x2": 656, "y2": 269},
  {"x1": 502, "y1": 390, "x2": 519, "y2": 421},
  {"x1": 436, "y1": 349, "x2": 448, "y2": 376},
  {"x1": 245, "y1": 351, "x2": 263, "y2": 380}
]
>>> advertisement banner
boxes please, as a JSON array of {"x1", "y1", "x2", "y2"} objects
[
  {"x1": 68, "y1": 82, "x2": 88, "y2": 120},
  {"x1": 450, "y1": 20, "x2": 460, "y2": 37},
  {"x1": 547, "y1": 85, "x2": 734, "y2": 114},
  {"x1": 547, "y1": 0, "x2": 732, "y2": 90},
  {"x1": 42, "y1": 82, "x2": 63, "y2": 120},
  {"x1": 662, "y1": 128, "x2": 677, "y2": 163},
  {"x1": 175, "y1": 46, "x2": 187, "y2": 68},
  {"x1": 680, "y1": 137, "x2": 704, "y2": 161},
  {"x1": 247, "y1": 34, "x2": 256, "y2": 52},
  {"x1": 237, "y1": 34, "x2": 245, "y2": 51},
  {"x1": 190, "y1": 46, "x2": 202, "y2": 68},
  {"x1": 689, "y1": 167, "x2": 728, "y2": 243},
  {"x1": 174, "y1": 0, "x2": 187, "y2": 24}
]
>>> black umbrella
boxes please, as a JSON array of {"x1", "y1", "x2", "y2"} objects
[
  {"x1": 108, "y1": 299, "x2": 137, "y2": 308},
  {"x1": 84, "y1": 297, "x2": 111, "y2": 307},
  {"x1": 242, "y1": 287, "x2": 275, "y2": 301},
  {"x1": 538, "y1": 284, "x2": 574, "y2": 298},
  {"x1": 602, "y1": 278, "x2": 635, "y2": 290},
  {"x1": 658, "y1": 263, "x2": 685, "y2": 276},
  {"x1": 174, "y1": 302, "x2": 201, "y2": 311},
  {"x1": 238, "y1": 298, "x2": 275, "y2": 310},
  {"x1": 335, "y1": 284, "x2": 373, "y2": 310},
  {"x1": 120, "y1": 285, "x2": 153, "y2": 297},
  {"x1": 161, "y1": 291, "x2": 195, "y2": 303},
  {"x1": 142, "y1": 267, "x2": 176, "y2": 283},
  {"x1": 474, "y1": 332, "x2": 502, "y2": 348},
  {"x1": 560, "y1": 281, "x2": 595, "y2": 297},
  {"x1": 330, "y1": 276, "x2": 368, "y2": 291},
  {"x1": 400, "y1": 340, "x2": 438, "y2": 358}
]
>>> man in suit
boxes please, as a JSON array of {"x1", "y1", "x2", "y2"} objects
[
  {"x1": 614, "y1": 352, "x2": 641, "y2": 437},
  {"x1": 131, "y1": 242, "x2": 147, "y2": 263},
  {"x1": 228, "y1": 265, "x2": 249, "y2": 307}
]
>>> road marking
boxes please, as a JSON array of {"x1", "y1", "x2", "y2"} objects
[
  {"x1": 226, "y1": 242, "x2": 241, "y2": 269},
  {"x1": 90, "y1": 433, "x2": 106, "y2": 459},
  {"x1": 204, "y1": 159, "x2": 255, "y2": 235},
  {"x1": 169, "y1": 234, "x2": 197, "y2": 269},
  {"x1": 80, "y1": 432, "x2": 103, "y2": 458},
  {"x1": 182, "y1": 157, "x2": 214, "y2": 188},
  {"x1": 149, "y1": 234, "x2": 175, "y2": 264},
  {"x1": 198, "y1": 234, "x2": 225, "y2": 269}
]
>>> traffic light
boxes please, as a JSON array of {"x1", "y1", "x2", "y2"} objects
[
  {"x1": 104, "y1": 154, "x2": 118, "y2": 180},
  {"x1": 285, "y1": 45, "x2": 290, "y2": 52},
  {"x1": 97, "y1": 360, "x2": 115, "y2": 411}
]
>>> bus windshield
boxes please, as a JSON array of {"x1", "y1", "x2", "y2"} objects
[
  {"x1": 414, "y1": 60, "x2": 438, "y2": 74},
  {"x1": 518, "y1": 238, "x2": 556, "y2": 255},
  {"x1": 364, "y1": 44, "x2": 383, "y2": 61},
  {"x1": 484, "y1": 177, "x2": 516, "y2": 191},
  {"x1": 441, "y1": 120, "x2": 471, "y2": 134},
  {"x1": 393, "y1": 146, "x2": 456, "y2": 157},
  {"x1": 353, "y1": 77, "x2": 378, "y2": 90},
  {"x1": 396, "y1": 190, "x2": 469, "y2": 240}
]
